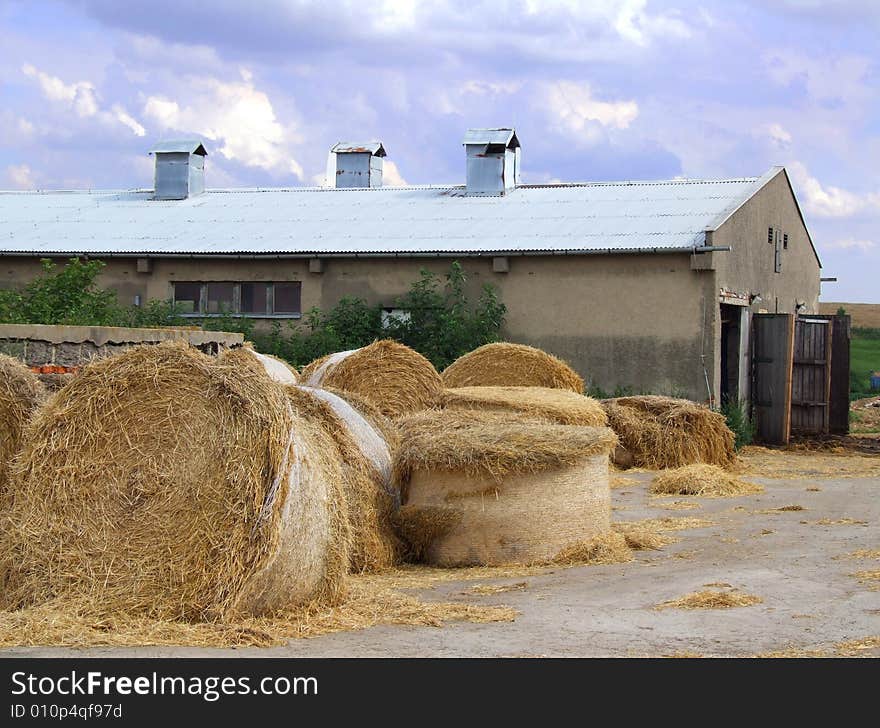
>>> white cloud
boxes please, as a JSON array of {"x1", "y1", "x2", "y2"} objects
[
  {"x1": 4, "y1": 164, "x2": 36, "y2": 189},
  {"x1": 21, "y1": 63, "x2": 145, "y2": 137},
  {"x1": 543, "y1": 81, "x2": 638, "y2": 138},
  {"x1": 765, "y1": 52, "x2": 871, "y2": 105},
  {"x1": 461, "y1": 80, "x2": 522, "y2": 96},
  {"x1": 143, "y1": 71, "x2": 304, "y2": 179},
  {"x1": 611, "y1": 0, "x2": 691, "y2": 45},
  {"x1": 382, "y1": 160, "x2": 408, "y2": 187},
  {"x1": 765, "y1": 122, "x2": 792, "y2": 147},
  {"x1": 822, "y1": 238, "x2": 876, "y2": 252},
  {"x1": 112, "y1": 106, "x2": 146, "y2": 137},
  {"x1": 523, "y1": 0, "x2": 692, "y2": 46},
  {"x1": 788, "y1": 161, "x2": 880, "y2": 218},
  {"x1": 22, "y1": 62, "x2": 99, "y2": 117}
]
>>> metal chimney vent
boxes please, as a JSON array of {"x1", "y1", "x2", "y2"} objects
[
  {"x1": 329, "y1": 141, "x2": 386, "y2": 188},
  {"x1": 148, "y1": 139, "x2": 208, "y2": 200},
  {"x1": 462, "y1": 128, "x2": 520, "y2": 196}
]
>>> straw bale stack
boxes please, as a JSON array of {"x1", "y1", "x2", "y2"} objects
[
  {"x1": 285, "y1": 384, "x2": 402, "y2": 572},
  {"x1": 0, "y1": 342, "x2": 349, "y2": 620},
  {"x1": 300, "y1": 340, "x2": 442, "y2": 419},
  {"x1": 393, "y1": 410, "x2": 616, "y2": 566},
  {"x1": 441, "y1": 386, "x2": 606, "y2": 426},
  {"x1": 602, "y1": 395, "x2": 736, "y2": 470},
  {"x1": 0, "y1": 354, "x2": 46, "y2": 502},
  {"x1": 650, "y1": 464, "x2": 761, "y2": 497},
  {"x1": 243, "y1": 348, "x2": 298, "y2": 384},
  {"x1": 441, "y1": 343, "x2": 584, "y2": 393}
]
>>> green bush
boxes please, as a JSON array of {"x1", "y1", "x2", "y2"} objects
[
  {"x1": 720, "y1": 398, "x2": 755, "y2": 450},
  {"x1": 383, "y1": 262, "x2": 506, "y2": 370},
  {"x1": 0, "y1": 258, "x2": 120, "y2": 326}
]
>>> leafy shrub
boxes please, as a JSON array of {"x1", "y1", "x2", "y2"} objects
[{"x1": 720, "y1": 398, "x2": 755, "y2": 450}]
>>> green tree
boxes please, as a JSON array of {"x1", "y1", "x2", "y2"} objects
[
  {"x1": 384, "y1": 261, "x2": 506, "y2": 370},
  {"x1": 0, "y1": 258, "x2": 121, "y2": 326}
]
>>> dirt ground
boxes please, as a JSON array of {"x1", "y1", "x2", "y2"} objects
[
  {"x1": 851, "y1": 397, "x2": 880, "y2": 435},
  {"x1": 3, "y1": 447, "x2": 879, "y2": 658}
]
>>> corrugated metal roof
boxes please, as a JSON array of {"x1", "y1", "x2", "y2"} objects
[
  {"x1": 0, "y1": 168, "x2": 783, "y2": 257},
  {"x1": 462, "y1": 128, "x2": 519, "y2": 148},
  {"x1": 148, "y1": 140, "x2": 207, "y2": 155},
  {"x1": 330, "y1": 141, "x2": 386, "y2": 157}
]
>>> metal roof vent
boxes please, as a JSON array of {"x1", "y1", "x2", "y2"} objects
[
  {"x1": 148, "y1": 139, "x2": 207, "y2": 200},
  {"x1": 329, "y1": 141, "x2": 386, "y2": 188},
  {"x1": 462, "y1": 128, "x2": 520, "y2": 196}
]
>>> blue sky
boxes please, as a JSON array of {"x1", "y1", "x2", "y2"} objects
[{"x1": 1, "y1": 0, "x2": 877, "y2": 302}]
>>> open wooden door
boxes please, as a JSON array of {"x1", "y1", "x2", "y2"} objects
[
  {"x1": 751, "y1": 313, "x2": 795, "y2": 445},
  {"x1": 791, "y1": 317, "x2": 833, "y2": 435},
  {"x1": 810, "y1": 314, "x2": 851, "y2": 435}
]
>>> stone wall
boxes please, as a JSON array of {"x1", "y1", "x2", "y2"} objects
[{"x1": 0, "y1": 324, "x2": 244, "y2": 368}]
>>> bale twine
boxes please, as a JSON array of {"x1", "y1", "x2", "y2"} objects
[
  {"x1": 0, "y1": 342, "x2": 349, "y2": 620},
  {"x1": 441, "y1": 342, "x2": 584, "y2": 393},
  {"x1": 393, "y1": 410, "x2": 617, "y2": 567},
  {"x1": 441, "y1": 386, "x2": 606, "y2": 426},
  {"x1": 0, "y1": 354, "x2": 46, "y2": 503},
  {"x1": 286, "y1": 385, "x2": 402, "y2": 573},
  {"x1": 602, "y1": 395, "x2": 736, "y2": 470},
  {"x1": 300, "y1": 340, "x2": 442, "y2": 419}
]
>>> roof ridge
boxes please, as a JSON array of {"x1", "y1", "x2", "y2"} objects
[{"x1": 0, "y1": 175, "x2": 764, "y2": 196}]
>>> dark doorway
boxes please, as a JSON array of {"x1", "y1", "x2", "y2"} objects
[{"x1": 720, "y1": 303, "x2": 743, "y2": 404}]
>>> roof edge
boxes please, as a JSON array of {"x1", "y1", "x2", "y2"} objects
[
  {"x1": 705, "y1": 165, "x2": 821, "y2": 269},
  {"x1": 704, "y1": 166, "x2": 783, "y2": 233}
]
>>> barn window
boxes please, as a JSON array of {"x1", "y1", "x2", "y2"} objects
[
  {"x1": 768, "y1": 227, "x2": 774, "y2": 244},
  {"x1": 240, "y1": 282, "x2": 270, "y2": 314},
  {"x1": 206, "y1": 282, "x2": 235, "y2": 314},
  {"x1": 172, "y1": 281, "x2": 301, "y2": 317},
  {"x1": 273, "y1": 282, "x2": 302, "y2": 315},
  {"x1": 172, "y1": 282, "x2": 201, "y2": 313}
]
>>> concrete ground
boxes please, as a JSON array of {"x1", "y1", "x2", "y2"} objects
[{"x1": 5, "y1": 465, "x2": 879, "y2": 658}]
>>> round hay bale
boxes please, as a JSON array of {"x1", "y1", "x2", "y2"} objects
[
  {"x1": 0, "y1": 354, "x2": 46, "y2": 502},
  {"x1": 287, "y1": 385, "x2": 402, "y2": 573},
  {"x1": 602, "y1": 395, "x2": 736, "y2": 470},
  {"x1": 323, "y1": 386, "x2": 400, "y2": 451},
  {"x1": 242, "y1": 347, "x2": 299, "y2": 384},
  {"x1": 441, "y1": 342, "x2": 584, "y2": 393},
  {"x1": 441, "y1": 386, "x2": 606, "y2": 426},
  {"x1": 300, "y1": 340, "x2": 442, "y2": 419},
  {"x1": 393, "y1": 410, "x2": 617, "y2": 566},
  {"x1": 1, "y1": 342, "x2": 349, "y2": 620}
]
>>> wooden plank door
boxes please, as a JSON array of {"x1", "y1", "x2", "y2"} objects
[
  {"x1": 752, "y1": 313, "x2": 795, "y2": 444},
  {"x1": 791, "y1": 317, "x2": 832, "y2": 434}
]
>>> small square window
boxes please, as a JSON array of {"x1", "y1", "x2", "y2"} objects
[
  {"x1": 206, "y1": 282, "x2": 235, "y2": 314},
  {"x1": 173, "y1": 282, "x2": 201, "y2": 314},
  {"x1": 273, "y1": 282, "x2": 301, "y2": 315}
]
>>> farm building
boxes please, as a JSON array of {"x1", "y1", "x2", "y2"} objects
[{"x1": 0, "y1": 130, "x2": 822, "y2": 405}]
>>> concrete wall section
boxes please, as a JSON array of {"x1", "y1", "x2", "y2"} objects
[
  {"x1": 708, "y1": 169, "x2": 822, "y2": 404},
  {"x1": 712, "y1": 170, "x2": 821, "y2": 314},
  {"x1": 0, "y1": 323, "x2": 244, "y2": 367},
  {"x1": 319, "y1": 254, "x2": 713, "y2": 399}
]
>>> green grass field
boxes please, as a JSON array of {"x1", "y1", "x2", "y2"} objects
[{"x1": 850, "y1": 328, "x2": 880, "y2": 400}]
